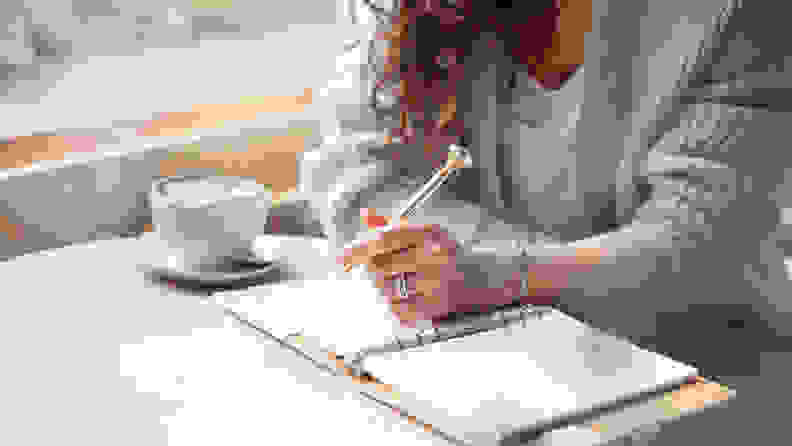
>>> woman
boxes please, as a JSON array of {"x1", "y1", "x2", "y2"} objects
[{"x1": 302, "y1": 0, "x2": 791, "y2": 379}]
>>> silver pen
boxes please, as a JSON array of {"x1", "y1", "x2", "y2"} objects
[{"x1": 343, "y1": 144, "x2": 474, "y2": 272}]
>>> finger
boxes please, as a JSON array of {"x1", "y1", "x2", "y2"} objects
[
  {"x1": 390, "y1": 299, "x2": 420, "y2": 325},
  {"x1": 378, "y1": 271, "x2": 412, "y2": 298},
  {"x1": 370, "y1": 243, "x2": 417, "y2": 268},
  {"x1": 413, "y1": 274, "x2": 448, "y2": 299},
  {"x1": 382, "y1": 271, "x2": 403, "y2": 280},
  {"x1": 375, "y1": 272, "x2": 410, "y2": 300},
  {"x1": 388, "y1": 294, "x2": 413, "y2": 305},
  {"x1": 368, "y1": 253, "x2": 419, "y2": 275},
  {"x1": 383, "y1": 269, "x2": 448, "y2": 303},
  {"x1": 369, "y1": 247, "x2": 456, "y2": 277},
  {"x1": 370, "y1": 236, "x2": 454, "y2": 268},
  {"x1": 340, "y1": 233, "x2": 395, "y2": 267},
  {"x1": 360, "y1": 209, "x2": 411, "y2": 230},
  {"x1": 346, "y1": 238, "x2": 422, "y2": 270},
  {"x1": 374, "y1": 273, "x2": 391, "y2": 294},
  {"x1": 361, "y1": 208, "x2": 391, "y2": 229},
  {"x1": 391, "y1": 288, "x2": 450, "y2": 323},
  {"x1": 419, "y1": 240, "x2": 456, "y2": 263},
  {"x1": 342, "y1": 223, "x2": 456, "y2": 271},
  {"x1": 381, "y1": 270, "x2": 416, "y2": 297},
  {"x1": 342, "y1": 225, "x2": 434, "y2": 265},
  {"x1": 368, "y1": 244, "x2": 449, "y2": 275}
]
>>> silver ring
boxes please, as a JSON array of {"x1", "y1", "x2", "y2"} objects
[{"x1": 398, "y1": 272, "x2": 409, "y2": 298}]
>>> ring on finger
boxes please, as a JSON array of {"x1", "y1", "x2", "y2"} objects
[{"x1": 396, "y1": 271, "x2": 417, "y2": 299}]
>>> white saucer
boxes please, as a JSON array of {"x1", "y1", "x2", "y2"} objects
[{"x1": 139, "y1": 232, "x2": 283, "y2": 290}]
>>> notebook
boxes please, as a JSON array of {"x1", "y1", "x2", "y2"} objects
[{"x1": 213, "y1": 261, "x2": 698, "y2": 446}]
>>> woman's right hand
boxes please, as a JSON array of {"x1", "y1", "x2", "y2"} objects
[{"x1": 341, "y1": 209, "x2": 466, "y2": 327}]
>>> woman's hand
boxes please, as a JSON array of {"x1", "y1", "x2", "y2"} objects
[
  {"x1": 340, "y1": 209, "x2": 467, "y2": 327},
  {"x1": 339, "y1": 209, "x2": 577, "y2": 327}
]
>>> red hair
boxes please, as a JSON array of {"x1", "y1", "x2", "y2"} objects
[{"x1": 380, "y1": 1, "x2": 587, "y2": 154}]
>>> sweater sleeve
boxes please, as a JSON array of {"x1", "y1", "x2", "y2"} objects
[{"x1": 519, "y1": 89, "x2": 792, "y2": 375}]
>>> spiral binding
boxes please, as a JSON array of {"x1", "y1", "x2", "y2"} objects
[{"x1": 351, "y1": 304, "x2": 553, "y2": 364}]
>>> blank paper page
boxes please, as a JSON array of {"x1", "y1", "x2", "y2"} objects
[
  {"x1": 215, "y1": 268, "x2": 407, "y2": 356},
  {"x1": 362, "y1": 310, "x2": 697, "y2": 444}
]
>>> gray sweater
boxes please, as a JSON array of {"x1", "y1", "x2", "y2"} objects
[{"x1": 300, "y1": 0, "x2": 791, "y2": 377}]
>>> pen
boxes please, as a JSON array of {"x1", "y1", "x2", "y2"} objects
[{"x1": 343, "y1": 144, "x2": 473, "y2": 272}]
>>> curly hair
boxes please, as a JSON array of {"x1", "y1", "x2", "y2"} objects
[{"x1": 365, "y1": 0, "x2": 583, "y2": 152}]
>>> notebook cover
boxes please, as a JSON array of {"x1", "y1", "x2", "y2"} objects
[{"x1": 224, "y1": 304, "x2": 728, "y2": 446}]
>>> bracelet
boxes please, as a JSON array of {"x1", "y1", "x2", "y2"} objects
[
  {"x1": 464, "y1": 236, "x2": 534, "y2": 297},
  {"x1": 518, "y1": 239, "x2": 528, "y2": 297},
  {"x1": 519, "y1": 238, "x2": 529, "y2": 258},
  {"x1": 467, "y1": 238, "x2": 523, "y2": 258}
]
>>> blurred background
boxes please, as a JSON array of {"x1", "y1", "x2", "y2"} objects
[
  {"x1": 0, "y1": 0, "x2": 379, "y2": 260},
  {"x1": 1, "y1": 0, "x2": 790, "y2": 276},
  {"x1": 0, "y1": 0, "x2": 361, "y2": 131}
]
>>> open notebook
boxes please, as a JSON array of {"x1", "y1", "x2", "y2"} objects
[{"x1": 214, "y1": 267, "x2": 698, "y2": 446}]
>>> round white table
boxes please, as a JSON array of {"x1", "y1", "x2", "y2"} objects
[
  {"x1": 0, "y1": 235, "x2": 444, "y2": 446},
  {"x1": 1, "y1": 234, "x2": 782, "y2": 446}
]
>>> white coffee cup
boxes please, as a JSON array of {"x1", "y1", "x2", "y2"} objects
[{"x1": 149, "y1": 175, "x2": 273, "y2": 271}]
